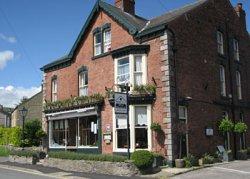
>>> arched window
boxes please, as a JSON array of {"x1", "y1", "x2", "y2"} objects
[{"x1": 78, "y1": 66, "x2": 88, "y2": 96}]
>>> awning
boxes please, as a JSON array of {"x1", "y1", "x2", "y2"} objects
[{"x1": 46, "y1": 107, "x2": 97, "y2": 121}]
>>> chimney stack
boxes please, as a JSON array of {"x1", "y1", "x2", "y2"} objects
[
  {"x1": 115, "y1": 0, "x2": 135, "y2": 15},
  {"x1": 235, "y1": 3, "x2": 246, "y2": 30}
]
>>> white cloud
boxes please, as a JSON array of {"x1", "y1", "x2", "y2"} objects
[
  {"x1": 0, "y1": 85, "x2": 41, "y2": 108},
  {"x1": 0, "y1": 33, "x2": 17, "y2": 43},
  {"x1": 0, "y1": 50, "x2": 14, "y2": 70}
]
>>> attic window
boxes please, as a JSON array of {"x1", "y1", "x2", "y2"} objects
[{"x1": 93, "y1": 24, "x2": 112, "y2": 57}]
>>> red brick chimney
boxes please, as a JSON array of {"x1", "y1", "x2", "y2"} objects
[
  {"x1": 115, "y1": 0, "x2": 135, "y2": 15},
  {"x1": 235, "y1": 3, "x2": 246, "y2": 30}
]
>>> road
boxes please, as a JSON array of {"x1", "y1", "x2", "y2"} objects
[
  {"x1": 0, "y1": 162, "x2": 141, "y2": 179},
  {"x1": 172, "y1": 160, "x2": 250, "y2": 179}
]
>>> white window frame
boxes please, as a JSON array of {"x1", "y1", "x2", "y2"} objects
[
  {"x1": 94, "y1": 32, "x2": 102, "y2": 56},
  {"x1": 79, "y1": 72, "x2": 88, "y2": 96},
  {"x1": 114, "y1": 54, "x2": 147, "y2": 90},
  {"x1": 103, "y1": 29, "x2": 111, "y2": 53},
  {"x1": 217, "y1": 31, "x2": 224, "y2": 55},
  {"x1": 112, "y1": 105, "x2": 152, "y2": 153},
  {"x1": 52, "y1": 79, "x2": 57, "y2": 102},
  {"x1": 233, "y1": 39, "x2": 240, "y2": 61},
  {"x1": 236, "y1": 71, "x2": 242, "y2": 100},
  {"x1": 219, "y1": 65, "x2": 226, "y2": 97}
]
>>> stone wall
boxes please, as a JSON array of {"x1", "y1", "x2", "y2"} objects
[{"x1": 9, "y1": 156, "x2": 139, "y2": 176}]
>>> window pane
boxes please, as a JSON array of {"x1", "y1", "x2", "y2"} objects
[
  {"x1": 117, "y1": 58, "x2": 130, "y2": 84},
  {"x1": 220, "y1": 66, "x2": 226, "y2": 96},
  {"x1": 134, "y1": 73, "x2": 142, "y2": 86},
  {"x1": 179, "y1": 106, "x2": 187, "y2": 119},
  {"x1": 95, "y1": 33, "x2": 101, "y2": 44},
  {"x1": 79, "y1": 117, "x2": 98, "y2": 146},
  {"x1": 134, "y1": 56, "x2": 142, "y2": 72},
  {"x1": 104, "y1": 30, "x2": 111, "y2": 53},
  {"x1": 117, "y1": 117, "x2": 127, "y2": 129},
  {"x1": 135, "y1": 128, "x2": 148, "y2": 149},
  {"x1": 51, "y1": 120, "x2": 65, "y2": 147},
  {"x1": 67, "y1": 119, "x2": 77, "y2": 147},
  {"x1": 135, "y1": 106, "x2": 147, "y2": 126},
  {"x1": 117, "y1": 129, "x2": 128, "y2": 148},
  {"x1": 95, "y1": 44, "x2": 102, "y2": 55}
]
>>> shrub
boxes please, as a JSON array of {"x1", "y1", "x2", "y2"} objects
[
  {"x1": 234, "y1": 122, "x2": 248, "y2": 134},
  {"x1": 219, "y1": 117, "x2": 234, "y2": 133},
  {"x1": 183, "y1": 154, "x2": 198, "y2": 168},
  {"x1": 0, "y1": 127, "x2": 22, "y2": 146},
  {"x1": 203, "y1": 153, "x2": 214, "y2": 164},
  {"x1": 150, "y1": 122, "x2": 162, "y2": 132},
  {"x1": 131, "y1": 150, "x2": 154, "y2": 169},
  {"x1": 48, "y1": 151, "x2": 126, "y2": 162},
  {"x1": 133, "y1": 85, "x2": 156, "y2": 94},
  {"x1": 0, "y1": 146, "x2": 10, "y2": 156},
  {"x1": 24, "y1": 119, "x2": 45, "y2": 147}
]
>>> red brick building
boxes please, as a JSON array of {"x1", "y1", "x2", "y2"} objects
[{"x1": 41, "y1": 0, "x2": 250, "y2": 164}]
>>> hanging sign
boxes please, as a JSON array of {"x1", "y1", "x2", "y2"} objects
[{"x1": 114, "y1": 92, "x2": 128, "y2": 114}]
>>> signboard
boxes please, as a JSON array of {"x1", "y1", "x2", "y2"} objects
[
  {"x1": 205, "y1": 128, "x2": 214, "y2": 136},
  {"x1": 114, "y1": 92, "x2": 128, "y2": 114}
]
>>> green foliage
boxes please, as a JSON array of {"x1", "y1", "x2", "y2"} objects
[
  {"x1": 0, "y1": 127, "x2": 22, "y2": 146},
  {"x1": 219, "y1": 117, "x2": 234, "y2": 133},
  {"x1": 44, "y1": 93, "x2": 104, "y2": 111},
  {"x1": 48, "y1": 151, "x2": 127, "y2": 162},
  {"x1": 202, "y1": 153, "x2": 214, "y2": 164},
  {"x1": 183, "y1": 154, "x2": 198, "y2": 168},
  {"x1": 131, "y1": 150, "x2": 154, "y2": 169},
  {"x1": 23, "y1": 119, "x2": 44, "y2": 147},
  {"x1": 234, "y1": 122, "x2": 248, "y2": 134},
  {"x1": 150, "y1": 122, "x2": 162, "y2": 132},
  {"x1": 0, "y1": 146, "x2": 10, "y2": 156},
  {"x1": 133, "y1": 84, "x2": 156, "y2": 95}
]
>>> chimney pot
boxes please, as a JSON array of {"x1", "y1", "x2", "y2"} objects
[{"x1": 115, "y1": 0, "x2": 135, "y2": 15}]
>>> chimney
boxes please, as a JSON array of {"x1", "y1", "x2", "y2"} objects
[
  {"x1": 115, "y1": 0, "x2": 135, "y2": 15},
  {"x1": 235, "y1": 3, "x2": 246, "y2": 30}
]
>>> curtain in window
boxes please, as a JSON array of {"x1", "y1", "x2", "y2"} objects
[{"x1": 117, "y1": 58, "x2": 130, "y2": 84}]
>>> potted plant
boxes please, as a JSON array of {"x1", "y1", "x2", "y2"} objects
[
  {"x1": 199, "y1": 153, "x2": 214, "y2": 166},
  {"x1": 150, "y1": 122, "x2": 162, "y2": 133},
  {"x1": 218, "y1": 117, "x2": 234, "y2": 151},
  {"x1": 175, "y1": 158, "x2": 185, "y2": 168},
  {"x1": 234, "y1": 122, "x2": 248, "y2": 160}
]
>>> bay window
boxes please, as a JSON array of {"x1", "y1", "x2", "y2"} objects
[
  {"x1": 94, "y1": 32, "x2": 102, "y2": 56},
  {"x1": 233, "y1": 39, "x2": 239, "y2": 61},
  {"x1": 79, "y1": 70, "x2": 88, "y2": 96},
  {"x1": 51, "y1": 78, "x2": 57, "y2": 102},
  {"x1": 115, "y1": 54, "x2": 146, "y2": 89},
  {"x1": 217, "y1": 31, "x2": 224, "y2": 55},
  {"x1": 236, "y1": 71, "x2": 242, "y2": 100},
  {"x1": 219, "y1": 65, "x2": 226, "y2": 96}
]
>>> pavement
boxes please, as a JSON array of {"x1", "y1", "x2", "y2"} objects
[{"x1": 172, "y1": 160, "x2": 250, "y2": 179}]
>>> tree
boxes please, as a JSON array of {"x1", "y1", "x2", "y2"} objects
[
  {"x1": 218, "y1": 117, "x2": 234, "y2": 151},
  {"x1": 234, "y1": 122, "x2": 248, "y2": 150},
  {"x1": 24, "y1": 119, "x2": 45, "y2": 147}
]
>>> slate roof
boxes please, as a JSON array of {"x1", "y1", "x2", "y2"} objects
[{"x1": 41, "y1": 0, "x2": 208, "y2": 72}]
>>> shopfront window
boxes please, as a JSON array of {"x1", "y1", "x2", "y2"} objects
[{"x1": 79, "y1": 117, "x2": 98, "y2": 147}]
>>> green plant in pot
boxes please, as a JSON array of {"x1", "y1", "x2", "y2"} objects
[
  {"x1": 218, "y1": 117, "x2": 234, "y2": 151},
  {"x1": 150, "y1": 122, "x2": 162, "y2": 133},
  {"x1": 234, "y1": 122, "x2": 248, "y2": 160},
  {"x1": 131, "y1": 150, "x2": 154, "y2": 174}
]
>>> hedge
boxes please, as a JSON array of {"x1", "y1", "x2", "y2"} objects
[
  {"x1": 48, "y1": 151, "x2": 127, "y2": 162},
  {"x1": 0, "y1": 127, "x2": 22, "y2": 146},
  {"x1": 0, "y1": 146, "x2": 10, "y2": 156}
]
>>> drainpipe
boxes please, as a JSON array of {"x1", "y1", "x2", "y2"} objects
[{"x1": 225, "y1": 18, "x2": 237, "y2": 158}]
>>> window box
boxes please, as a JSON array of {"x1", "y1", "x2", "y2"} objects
[{"x1": 44, "y1": 94, "x2": 104, "y2": 113}]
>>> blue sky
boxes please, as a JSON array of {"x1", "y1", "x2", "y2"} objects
[{"x1": 0, "y1": 0, "x2": 249, "y2": 107}]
